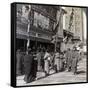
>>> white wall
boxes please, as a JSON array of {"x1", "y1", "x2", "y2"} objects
[{"x1": 83, "y1": 9, "x2": 87, "y2": 41}]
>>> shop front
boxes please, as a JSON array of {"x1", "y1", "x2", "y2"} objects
[{"x1": 16, "y1": 30, "x2": 54, "y2": 52}]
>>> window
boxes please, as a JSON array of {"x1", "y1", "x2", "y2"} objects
[{"x1": 34, "y1": 12, "x2": 49, "y2": 30}]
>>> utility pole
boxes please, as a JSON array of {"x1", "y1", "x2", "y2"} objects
[
  {"x1": 27, "y1": 20, "x2": 30, "y2": 50},
  {"x1": 26, "y1": 5, "x2": 31, "y2": 51}
]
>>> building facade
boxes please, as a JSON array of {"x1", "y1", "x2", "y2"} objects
[
  {"x1": 65, "y1": 7, "x2": 83, "y2": 39},
  {"x1": 16, "y1": 4, "x2": 65, "y2": 52},
  {"x1": 61, "y1": 7, "x2": 87, "y2": 51}
]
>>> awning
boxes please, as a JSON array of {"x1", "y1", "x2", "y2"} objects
[
  {"x1": 16, "y1": 33, "x2": 51, "y2": 43},
  {"x1": 63, "y1": 29, "x2": 73, "y2": 37},
  {"x1": 72, "y1": 36, "x2": 81, "y2": 41}
]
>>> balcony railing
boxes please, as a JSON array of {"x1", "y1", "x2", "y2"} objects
[{"x1": 32, "y1": 5, "x2": 57, "y2": 22}]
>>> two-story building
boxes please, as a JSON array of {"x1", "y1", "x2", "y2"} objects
[{"x1": 16, "y1": 4, "x2": 66, "y2": 52}]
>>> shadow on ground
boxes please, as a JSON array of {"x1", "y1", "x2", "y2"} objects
[{"x1": 37, "y1": 69, "x2": 66, "y2": 81}]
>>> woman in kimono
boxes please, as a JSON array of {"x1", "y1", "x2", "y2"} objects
[
  {"x1": 44, "y1": 49, "x2": 50, "y2": 76},
  {"x1": 72, "y1": 47, "x2": 79, "y2": 75},
  {"x1": 36, "y1": 49, "x2": 42, "y2": 71},
  {"x1": 59, "y1": 52, "x2": 64, "y2": 71},
  {"x1": 66, "y1": 48, "x2": 72, "y2": 72},
  {"x1": 54, "y1": 49, "x2": 60, "y2": 73}
]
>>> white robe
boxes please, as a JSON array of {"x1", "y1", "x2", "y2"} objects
[{"x1": 44, "y1": 52, "x2": 50, "y2": 74}]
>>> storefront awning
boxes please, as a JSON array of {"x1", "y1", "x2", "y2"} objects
[
  {"x1": 72, "y1": 36, "x2": 81, "y2": 41},
  {"x1": 16, "y1": 33, "x2": 51, "y2": 43},
  {"x1": 63, "y1": 29, "x2": 73, "y2": 37}
]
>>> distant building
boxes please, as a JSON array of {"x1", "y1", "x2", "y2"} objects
[
  {"x1": 61, "y1": 7, "x2": 87, "y2": 50},
  {"x1": 64, "y1": 7, "x2": 83, "y2": 40}
]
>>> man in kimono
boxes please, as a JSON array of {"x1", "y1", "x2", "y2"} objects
[
  {"x1": 54, "y1": 49, "x2": 60, "y2": 73},
  {"x1": 44, "y1": 49, "x2": 50, "y2": 76},
  {"x1": 41, "y1": 49, "x2": 45, "y2": 72},
  {"x1": 66, "y1": 48, "x2": 72, "y2": 72},
  {"x1": 72, "y1": 47, "x2": 80, "y2": 75},
  {"x1": 32, "y1": 51, "x2": 38, "y2": 80}
]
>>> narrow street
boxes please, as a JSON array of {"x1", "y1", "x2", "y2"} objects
[{"x1": 16, "y1": 57, "x2": 87, "y2": 86}]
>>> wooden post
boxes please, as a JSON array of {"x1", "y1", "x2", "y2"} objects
[
  {"x1": 55, "y1": 40, "x2": 57, "y2": 52},
  {"x1": 26, "y1": 5, "x2": 31, "y2": 52},
  {"x1": 27, "y1": 20, "x2": 30, "y2": 51},
  {"x1": 55, "y1": 33, "x2": 58, "y2": 52}
]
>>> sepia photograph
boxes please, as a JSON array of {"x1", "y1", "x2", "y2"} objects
[{"x1": 13, "y1": 3, "x2": 88, "y2": 87}]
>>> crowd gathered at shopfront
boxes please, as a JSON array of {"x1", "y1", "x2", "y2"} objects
[{"x1": 16, "y1": 45, "x2": 83, "y2": 83}]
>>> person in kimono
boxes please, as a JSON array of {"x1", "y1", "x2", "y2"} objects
[
  {"x1": 23, "y1": 49, "x2": 34, "y2": 83},
  {"x1": 44, "y1": 49, "x2": 50, "y2": 76},
  {"x1": 54, "y1": 49, "x2": 60, "y2": 73},
  {"x1": 72, "y1": 47, "x2": 80, "y2": 75},
  {"x1": 66, "y1": 48, "x2": 72, "y2": 72},
  {"x1": 16, "y1": 49, "x2": 23, "y2": 76},
  {"x1": 50, "y1": 52, "x2": 54, "y2": 69},
  {"x1": 63, "y1": 51, "x2": 67, "y2": 69},
  {"x1": 59, "y1": 52, "x2": 64, "y2": 71},
  {"x1": 36, "y1": 49, "x2": 42, "y2": 71},
  {"x1": 41, "y1": 49, "x2": 45, "y2": 72},
  {"x1": 32, "y1": 51, "x2": 38, "y2": 80}
]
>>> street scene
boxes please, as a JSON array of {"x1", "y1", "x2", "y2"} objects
[
  {"x1": 16, "y1": 4, "x2": 87, "y2": 86},
  {"x1": 17, "y1": 56, "x2": 87, "y2": 86}
]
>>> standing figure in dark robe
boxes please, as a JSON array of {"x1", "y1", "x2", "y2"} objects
[
  {"x1": 36, "y1": 49, "x2": 42, "y2": 71},
  {"x1": 23, "y1": 49, "x2": 34, "y2": 83},
  {"x1": 20, "y1": 51, "x2": 25, "y2": 75},
  {"x1": 54, "y1": 49, "x2": 60, "y2": 73},
  {"x1": 72, "y1": 47, "x2": 80, "y2": 75},
  {"x1": 41, "y1": 49, "x2": 45, "y2": 72},
  {"x1": 16, "y1": 49, "x2": 23, "y2": 76},
  {"x1": 59, "y1": 52, "x2": 64, "y2": 71},
  {"x1": 32, "y1": 52, "x2": 38, "y2": 80}
]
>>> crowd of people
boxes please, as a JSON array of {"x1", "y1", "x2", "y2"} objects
[{"x1": 16, "y1": 46, "x2": 81, "y2": 83}]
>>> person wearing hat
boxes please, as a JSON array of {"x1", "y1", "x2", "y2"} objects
[{"x1": 72, "y1": 47, "x2": 79, "y2": 74}]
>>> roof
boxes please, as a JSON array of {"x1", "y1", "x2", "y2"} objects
[
  {"x1": 63, "y1": 29, "x2": 73, "y2": 37},
  {"x1": 72, "y1": 36, "x2": 81, "y2": 41},
  {"x1": 61, "y1": 8, "x2": 67, "y2": 14}
]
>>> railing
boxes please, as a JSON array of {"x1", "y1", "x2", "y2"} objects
[{"x1": 32, "y1": 5, "x2": 57, "y2": 22}]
